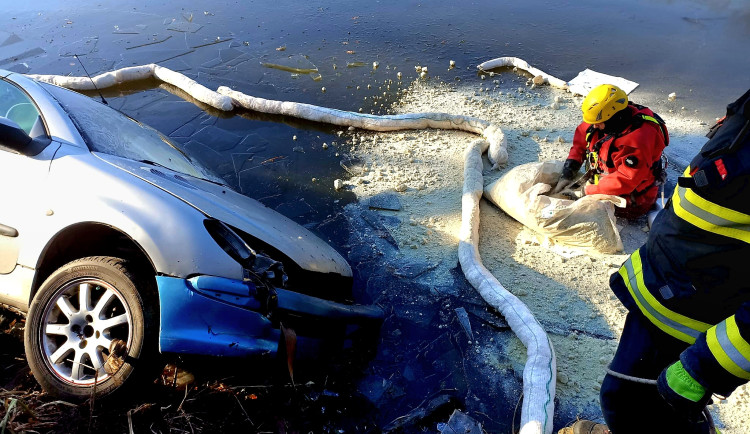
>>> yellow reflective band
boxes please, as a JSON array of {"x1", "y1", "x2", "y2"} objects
[
  {"x1": 673, "y1": 182, "x2": 750, "y2": 244},
  {"x1": 707, "y1": 321, "x2": 750, "y2": 381},
  {"x1": 641, "y1": 115, "x2": 658, "y2": 124},
  {"x1": 727, "y1": 316, "x2": 750, "y2": 361},
  {"x1": 619, "y1": 250, "x2": 711, "y2": 344}
]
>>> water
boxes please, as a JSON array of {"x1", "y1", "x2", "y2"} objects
[
  {"x1": 4, "y1": 1, "x2": 748, "y2": 215},
  {"x1": 3, "y1": 0, "x2": 749, "y2": 430}
]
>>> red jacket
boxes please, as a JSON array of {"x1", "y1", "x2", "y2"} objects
[{"x1": 567, "y1": 104, "x2": 667, "y2": 217}]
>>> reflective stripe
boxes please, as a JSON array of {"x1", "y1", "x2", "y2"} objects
[
  {"x1": 619, "y1": 250, "x2": 711, "y2": 344},
  {"x1": 706, "y1": 317, "x2": 750, "y2": 380},
  {"x1": 673, "y1": 171, "x2": 750, "y2": 243},
  {"x1": 641, "y1": 115, "x2": 659, "y2": 124}
]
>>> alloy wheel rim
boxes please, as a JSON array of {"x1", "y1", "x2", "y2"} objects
[{"x1": 40, "y1": 277, "x2": 133, "y2": 385}]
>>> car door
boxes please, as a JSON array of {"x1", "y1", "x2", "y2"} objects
[{"x1": 0, "y1": 77, "x2": 58, "y2": 307}]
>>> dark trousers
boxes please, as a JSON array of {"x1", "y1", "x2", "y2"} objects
[{"x1": 600, "y1": 311, "x2": 713, "y2": 433}]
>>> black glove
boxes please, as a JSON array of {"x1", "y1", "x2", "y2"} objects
[
  {"x1": 552, "y1": 159, "x2": 582, "y2": 194},
  {"x1": 560, "y1": 158, "x2": 582, "y2": 181},
  {"x1": 657, "y1": 361, "x2": 711, "y2": 423}
]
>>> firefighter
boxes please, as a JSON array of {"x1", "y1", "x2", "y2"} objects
[
  {"x1": 560, "y1": 88, "x2": 750, "y2": 434},
  {"x1": 552, "y1": 84, "x2": 668, "y2": 218}
]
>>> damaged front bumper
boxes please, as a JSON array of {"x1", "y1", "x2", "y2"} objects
[{"x1": 156, "y1": 275, "x2": 383, "y2": 357}]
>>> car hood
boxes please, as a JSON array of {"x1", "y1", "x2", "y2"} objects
[{"x1": 97, "y1": 153, "x2": 352, "y2": 277}]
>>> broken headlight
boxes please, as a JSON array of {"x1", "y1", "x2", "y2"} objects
[
  {"x1": 204, "y1": 219, "x2": 288, "y2": 289},
  {"x1": 203, "y1": 219, "x2": 256, "y2": 267}
]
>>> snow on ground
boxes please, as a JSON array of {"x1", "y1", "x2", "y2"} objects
[{"x1": 337, "y1": 73, "x2": 750, "y2": 433}]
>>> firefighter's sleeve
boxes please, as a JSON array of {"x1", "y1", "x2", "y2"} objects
[
  {"x1": 584, "y1": 128, "x2": 656, "y2": 196},
  {"x1": 566, "y1": 122, "x2": 590, "y2": 163},
  {"x1": 678, "y1": 301, "x2": 750, "y2": 398}
]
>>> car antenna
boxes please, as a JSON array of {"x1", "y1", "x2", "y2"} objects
[{"x1": 74, "y1": 54, "x2": 108, "y2": 105}]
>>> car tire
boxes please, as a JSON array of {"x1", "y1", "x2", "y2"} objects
[{"x1": 24, "y1": 256, "x2": 158, "y2": 401}]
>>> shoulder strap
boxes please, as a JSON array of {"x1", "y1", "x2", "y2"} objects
[{"x1": 636, "y1": 112, "x2": 670, "y2": 146}]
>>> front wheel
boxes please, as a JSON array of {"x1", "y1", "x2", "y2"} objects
[{"x1": 24, "y1": 256, "x2": 158, "y2": 400}]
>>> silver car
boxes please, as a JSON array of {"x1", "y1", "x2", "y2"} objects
[{"x1": 0, "y1": 70, "x2": 382, "y2": 400}]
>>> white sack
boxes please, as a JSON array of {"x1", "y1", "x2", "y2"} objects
[{"x1": 484, "y1": 161, "x2": 624, "y2": 254}]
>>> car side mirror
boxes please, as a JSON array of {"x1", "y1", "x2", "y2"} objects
[
  {"x1": 0, "y1": 116, "x2": 50, "y2": 156},
  {"x1": 0, "y1": 116, "x2": 33, "y2": 153}
]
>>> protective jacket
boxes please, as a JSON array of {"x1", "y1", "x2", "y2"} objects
[
  {"x1": 610, "y1": 88, "x2": 750, "y2": 398},
  {"x1": 567, "y1": 103, "x2": 667, "y2": 217}
]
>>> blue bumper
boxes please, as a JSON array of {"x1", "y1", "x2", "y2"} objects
[{"x1": 156, "y1": 275, "x2": 383, "y2": 357}]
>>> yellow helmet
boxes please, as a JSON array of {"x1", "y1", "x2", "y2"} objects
[{"x1": 581, "y1": 84, "x2": 628, "y2": 124}]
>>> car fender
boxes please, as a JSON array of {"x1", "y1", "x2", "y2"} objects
[{"x1": 19, "y1": 144, "x2": 243, "y2": 280}]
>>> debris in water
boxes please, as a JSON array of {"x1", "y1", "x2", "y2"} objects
[
  {"x1": 340, "y1": 157, "x2": 366, "y2": 176},
  {"x1": 368, "y1": 192, "x2": 402, "y2": 211},
  {"x1": 334, "y1": 179, "x2": 344, "y2": 190},
  {"x1": 167, "y1": 19, "x2": 203, "y2": 33},
  {"x1": 276, "y1": 45, "x2": 286, "y2": 51},
  {"x1": 112, "y1": 25, "x2": 142, "y2": 35},
  {"x1": 160, "y1": 364, "x2": 196, "y2": 390},
  {"x1": 454, "y1": 307, "x2": 474, "y2": 341},
  {"x1": 372, "y1": 61, "x2": 379, "y2": 69},
  {"x1": 449, "y1": 60, "x2": 456, "y2": 68},
  {"x1": 261, "y1": 55, "x2": 318, "y2": 74},
  {"x1": 533, "y1": 75, "x2": 545, "y2": 86},
  {"x1": 123, "y1": 35, "x2": 173, "y2": 50},
  {"x1": 668, "y1": 92, "x2": 677, "y2": 101},
  {"x1": 293, "y1": 146, "x2": 305, "y2": 153},
  {"x1": 346, "y1": 50, "x2": 356, "y2": 54},
  {"x1": 347, "y1": 61, "x2": 366, "y2": 68},
  {"x1": 384, "y1": 394, "x2": 461, "y2": 432},
  {"x1": 104, "y1": 339, "x2": 128, "y2": 375},
  {"x1": 397, "y1": 71, "x2": 402, "y2": 80},
  {"x1": 439, "y1": 410, "x2": 483, "y2": 434},
  {"x1": 58, "y1": 36, "x2": 98, "y2": 56},
  {"x1": 321, "y1": 87, "x2": 326, "y2": 93}
]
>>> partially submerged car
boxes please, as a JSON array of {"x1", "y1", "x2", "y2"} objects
[{"x1": 0, "y1": 70, "x2": 382, "y2": 400}]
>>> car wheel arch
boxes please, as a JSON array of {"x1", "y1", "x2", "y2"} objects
[{"x1": 31, "y1": 222, "x2": 157, "y2": 305}]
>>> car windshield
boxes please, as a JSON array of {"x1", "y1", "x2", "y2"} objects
[{"x1": 40, "y1": 82, "x2": 223, "y2": 184}]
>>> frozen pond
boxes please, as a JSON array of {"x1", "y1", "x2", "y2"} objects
[{"x1": 3, "y1": 0, "x2": 749, "y2": 217}]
